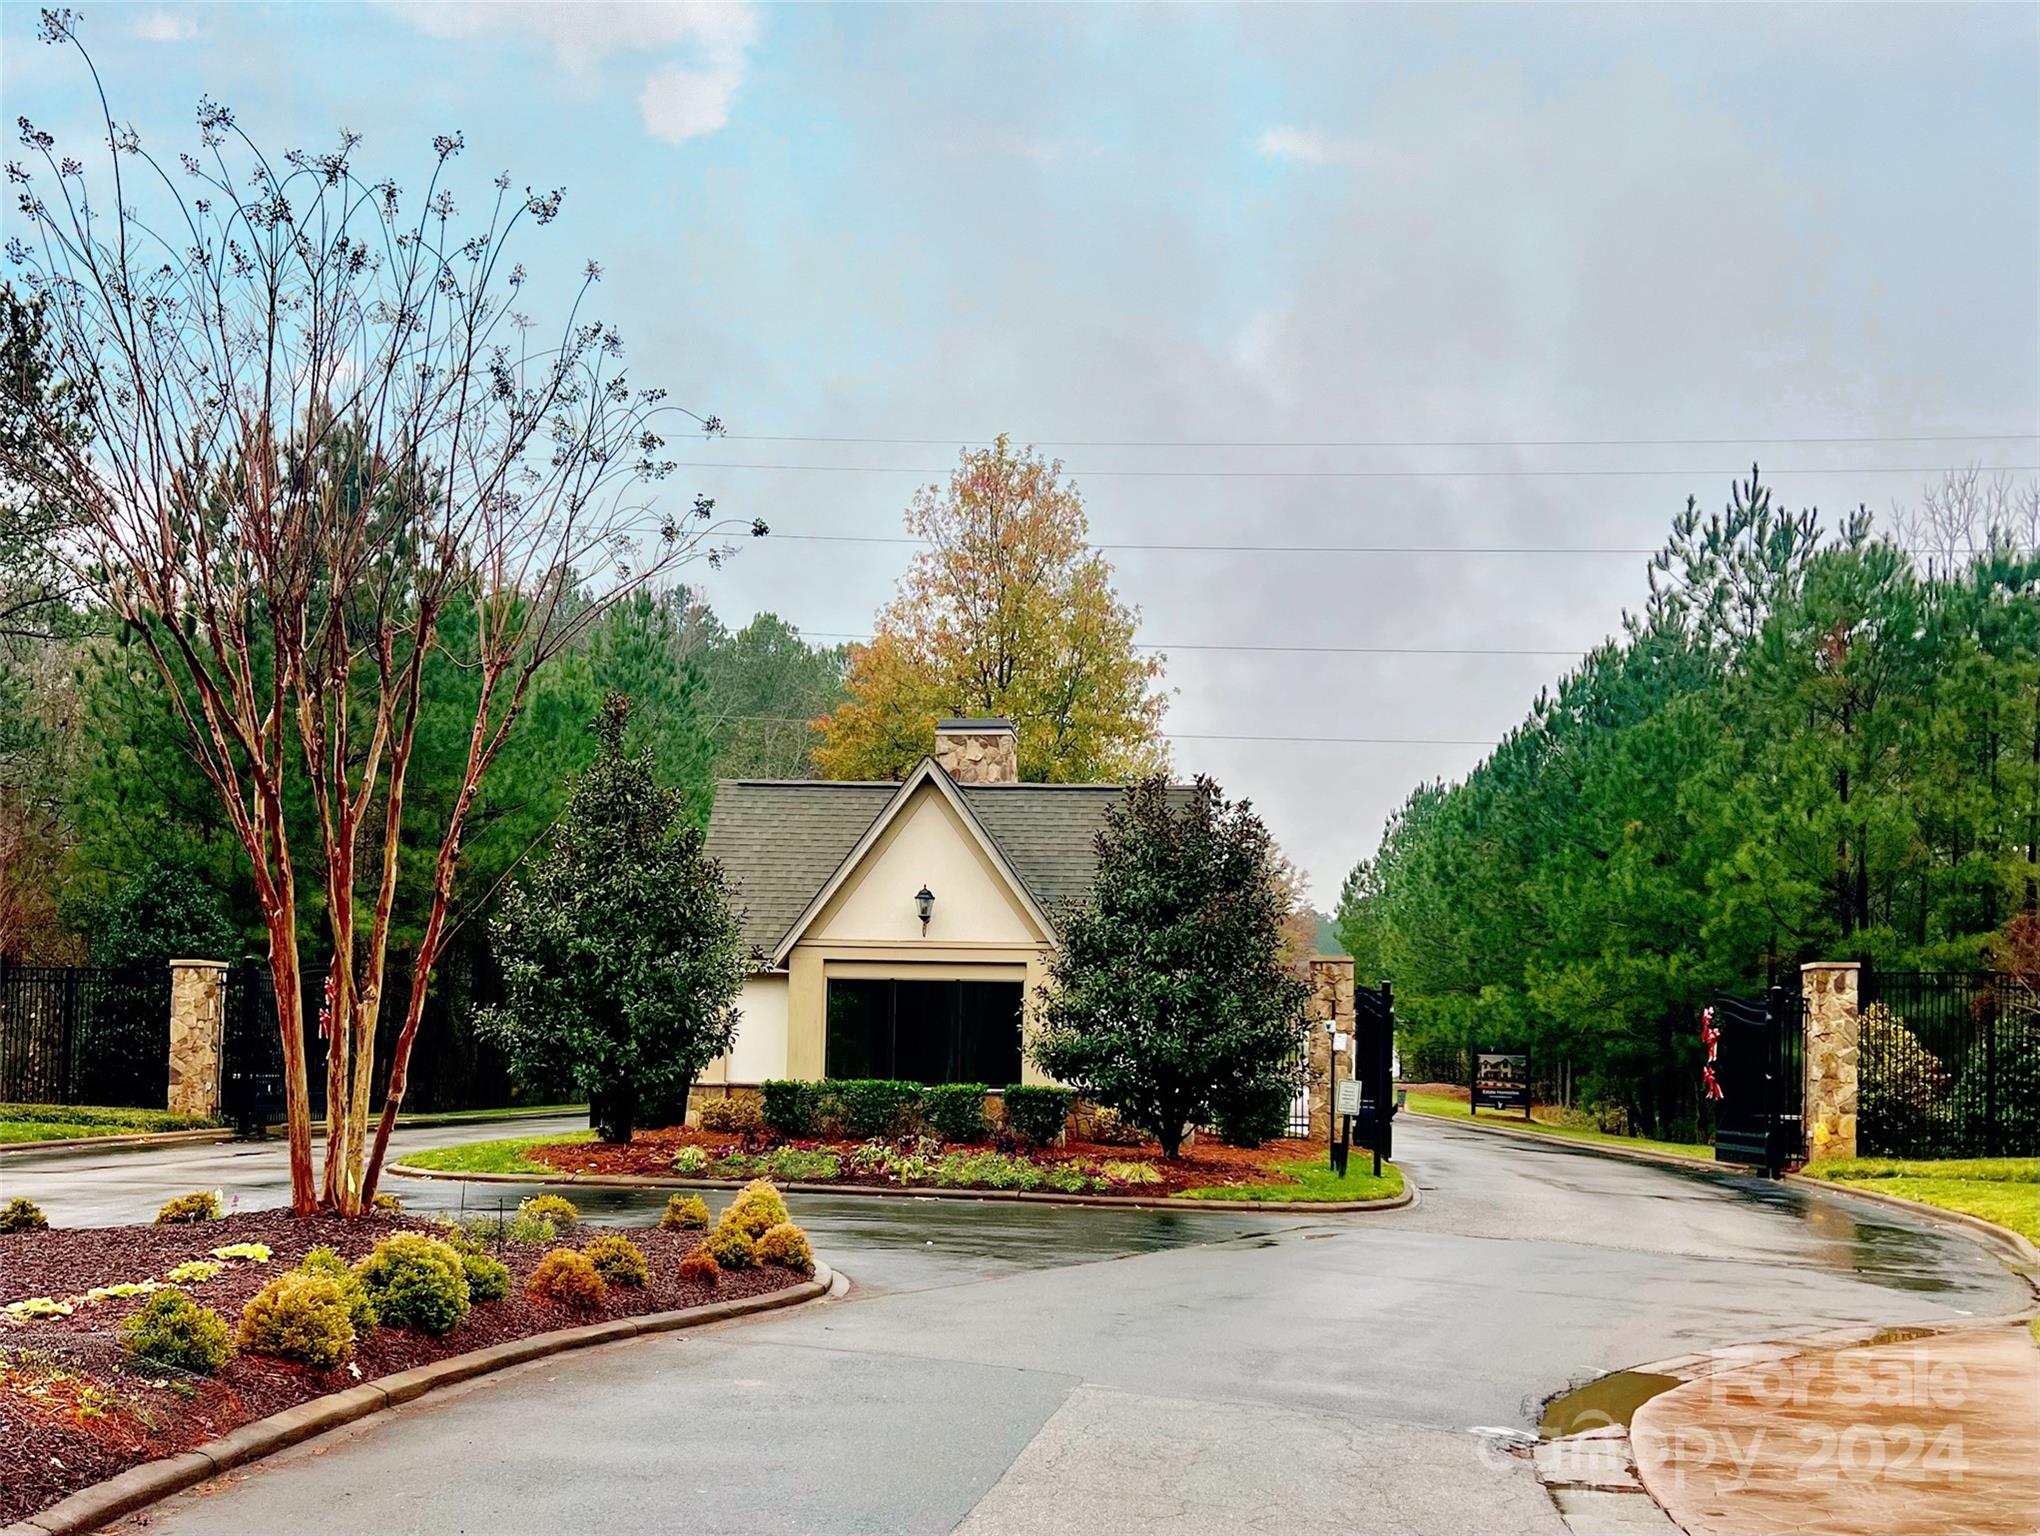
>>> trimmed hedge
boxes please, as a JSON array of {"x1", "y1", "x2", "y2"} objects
[
  {"x1": 1000, "y1": 1086, "x2": 1073, "y2": 1146},
  {"x1": 922, "y1": 1083, "x2": 990, "y2": 1143},
  {"x1": 760, "y1": 1079, "x2": 821, "y2": 1138},
  {"x1": 831, "y1": 1080, "x2": 924, "y2": 1138}
]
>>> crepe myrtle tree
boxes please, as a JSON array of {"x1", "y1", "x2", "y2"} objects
[
  {"x1": 1030, "y1": 774, "x2": 1311, "y2": 1158},
  {"x1": 0, "y1": 13, "x2": 761, "y2": 1213},
  {"x1": 481, "y1": 695, "x2": 749, "y2": 1143}
]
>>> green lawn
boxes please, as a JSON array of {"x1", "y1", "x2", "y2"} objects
[
  {"x1": 0, "y1": 1103, "x2": 225, "y2": 1143},
  {"x1": 1182, "y1": 1157, "x2": 1404, "y2": 1203},
  {"x1": 397, "y1": 1129, "x2": 596, "y2": 1174},
  {"x1": 1402, "y1": 1090, "x2": 1714, "y2": 1162},
  {"x1": 1802, "y1": 1157, "x2": 2039, "y2": 1245}
]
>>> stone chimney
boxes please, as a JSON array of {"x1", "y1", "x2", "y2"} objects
[{"x1": 934, "y1": 717, "x2": 1018, "y2": 784}]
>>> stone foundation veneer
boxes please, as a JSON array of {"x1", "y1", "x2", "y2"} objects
[
  {"x1": 1802, "y1": 961, "x2": 1861, "y2": 1162},
  {"x1": 167, "y1": 958, "x2": 228, "y2": 1118}
]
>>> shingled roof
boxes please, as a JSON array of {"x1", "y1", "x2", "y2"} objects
[{"x1": 703, "y1": 770, "x2": 1163, "y2": 958}]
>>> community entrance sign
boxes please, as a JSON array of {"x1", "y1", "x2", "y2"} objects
[{"x1": 1472, "y1": 1052, "x2": 1532, "y2": 1118}]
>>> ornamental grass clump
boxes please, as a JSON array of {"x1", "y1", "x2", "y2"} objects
[
  {"x1": 119, "y1": 1288, "x2": 232, "y2": 1375},
  {"x1": 660, "y1": 1193, "x2": 711, "y2": 1231},
  {"x1": 754, "y1": 1222, "x2": 814, "y2": 1275},
  {"x1": 155, "y1": 1190, "x2": 223, "y2": 1224},
  {"x1": 235, "y1": 1271, "x2": 356, "y2": 1368},
  {"x1": 705, "y1": 1221, "x2": 756, "y2": 1270},
  {"x1": 677, "y1": 1246, "x2": 720, "y2": 1287},
  {"x1": 582, "y1": 1233, "x2": 649, "y2": 1287},
  {"x1": 518, "y1": 1194, "x2": 579, "y2": 1227},
  {"x1": 297, "y1": 1247, "x2": 378, "y2": 1334},
  {"x1": 528, "y1": 1248, "x2": 607, "y2": 1310},
  {"x1": 352, "y1": 1233, "x2": 471, "y2": 1336},
  {"x1": 1, "y1": 1196, "x2": 49, "y2": 1232},
  {"x1": 721, "y1": 1179, "x2": 789, "y2": 1238}
]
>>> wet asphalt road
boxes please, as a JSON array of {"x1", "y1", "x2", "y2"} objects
[{"x1": 10, "y1": 1114, "x2": 2031, "y2": 1535}]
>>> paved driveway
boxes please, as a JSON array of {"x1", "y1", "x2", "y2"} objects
[{"x1": 32, "y1": 1113, "x2": 2022, "y2": 1535}]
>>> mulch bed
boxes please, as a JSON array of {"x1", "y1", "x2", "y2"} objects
[
  {"x1": 531, "y1": 1127, "x2": 1329, "y2": 1197},
  {"x1": 0, "y1": 1209, "x2": 803, "y2": 1525}
]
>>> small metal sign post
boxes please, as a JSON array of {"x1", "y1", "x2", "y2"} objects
[{"x1": 1471, "y1": 1051, "x2": 1533, "y2": 1120}]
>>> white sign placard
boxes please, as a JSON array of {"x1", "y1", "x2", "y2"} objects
[
  {"x1": 1332, "y1": 1031, "x2": 1351, "y2": 1054},
  {"x1": 1335, "y1": 1078, "x2": 1362, "y2": 1118}
]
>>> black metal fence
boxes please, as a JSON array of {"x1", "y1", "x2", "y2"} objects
[
  {"x1": 1859, "y1": 970, "x2": 2037, "y2": 1158},
  {"x1": 0, "y1": 961, "x2": 170, "y2": 1107},
  {"x1": 222, "y1": 956, "x2": 520, "y2": 1127}
]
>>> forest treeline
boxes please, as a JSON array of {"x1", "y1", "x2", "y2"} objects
[{"x1": 1337, "y1": 470, "x2": 2040, "y2": 1139}]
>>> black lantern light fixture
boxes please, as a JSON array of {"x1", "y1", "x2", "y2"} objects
[{"x1": 915, "y1": 885, "x2": 935, "y2": 935}]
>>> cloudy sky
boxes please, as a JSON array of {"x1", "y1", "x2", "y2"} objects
[{"x1": 6, "y1": 2, "x2": 2036, "y2": 902}]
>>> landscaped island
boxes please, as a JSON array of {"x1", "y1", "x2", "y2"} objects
[
  {"x1": 398, "y1": 1080, "x2": 1403, "y2": 1204},
  {"x1": 0, "y1": 1188, "x2": 814, "y2": 1526}
]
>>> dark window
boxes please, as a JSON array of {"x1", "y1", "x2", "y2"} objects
[{"x1": 824, "y1": 977, "x2": 1023, "y2": 1085}]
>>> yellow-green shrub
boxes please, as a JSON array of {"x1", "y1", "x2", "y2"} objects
[
  {"x1": 660, "y1": 1193, "x2": 711, "y2": 1231},
  {"x1": 698, "y1": 1096, "x2": 764, "y2": 1134},
  {"x1": 119, "y1": 1288, "x2": 232, "y2": 1374},
  {"x1": 754, "y1": 1222, "x2": 814, "y2": 1275},
  {"x1": 155, "y1": 1190, "x2": 223, "y2": 1224},
  {"x1": 236, "y1": 1270, "x2": 356, "y2": 1368},
  {"x1": 461, "y1": 1248, "x2": 510, "y2": 1302},
  {"x1": 297, "y1": 1246, "x2": 377, "y2": 1334},
  {"x1": 518, "y1": 1194, "x2": 579, "y2": 1227},
  {"x1": 528, "y1": 1247, "x2": 606, "y2": 1309},
  {"x1": 705, "y1": 1220, "x2": 756, "y2": 1269},
  {"x1": 352, "y1": 1233, "x2": 470, "y2": 1336},
  {"x1": 582, "y1": 1233, "x2": 649, "y2": 1287},
  {"x1": 1, "y1": 1196, "x2": 48, "y2": 1232},
  {"x1": 721, "y1": 1179, "x2": 788, "y2": 1238},
  {"x1": 677, "y1": 1247, "x2": 720, "y2": 1287}
]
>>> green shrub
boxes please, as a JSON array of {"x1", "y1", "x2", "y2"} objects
[
  {"x1": 583, "y1": 1233, "x2": 650, "y2": 1287},
  {"x1": 722, "y1": 1179, "x2": 790, "y2": 1238},
  {"x1": 353, "y1": 1233, "x2": 471, "y2": 1336},
  {"x1": 754, "y1": 1222, "x2": 814, "y2": 1274},
  {"x1": 759, "y1": 1079, "x2": 821, "y2": 1138},
  {"x1": 1000, "y1": 1086, "x2": 1073, "y2": 1146},
  {"x1": 705, "y1": 1221, "x2": 756, "y2": 1269},
  {"x1": 297, "y1": 1246, "x2": 378, "y2": 1334},
  {"x1": 448, "y1": 1211, "x2": 557, "y2": 1248},
  {"x1": 677, "y1": 1246, "x2": 720, "y2": 1287},
  {"x1": 528, "y1": 1248, "x2": 607, "y2": 1309},
  {"x1": 699, "y1": 1095, "x2": 765, "y2": 1134},
  {"x1": 670, "y1": 1145, "x2": 710, "y2": 1175},
  {"x1": 461, "y1": 1250, "x2": 511, "y2": 1302},
  {"x1": 1210, "y1": 1081, "x2": 1293, "y2": 1149},
  {"x1": 236, "y1": 1271, "x2": 356, "y2": 1368},
  {"x1": 1947, "y1": 1018, "x2": 2040, "y2": 1156},
  {"x1": 155, "y1": 1190, "x2": 223, "y2": 1225},
  {"x1": 518, "y1": 1194, "x2": 579, "y2": 1227},
  {"x1": 119, "y1": 1288, "x2": 233, "y2": 1375},
  {"x1": 0, "y1": 1196, "x2": 48, "y2": 1233},
  {"x1": 764, "y1": 1145, "x2": 840, "y2": 1182},
  {"x1": 829, "y1": 1080, "x2": 925, "y2": 1138},
  {"x1": 661, "y1": 1193, "x2": 712, "y2": 1230},
  {"x1": 922, "y1": 1084, "x2": 990, "y2": 1143},
  {"x1": 1858, "y1": 1004, "x2": 1951, "y2": 1154},
  {"x1": 711, "y1": 1150, "x2": 763, "y2": 1179}
]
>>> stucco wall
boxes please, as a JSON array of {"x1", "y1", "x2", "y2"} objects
[
  {"x1": 725, "y1": 973, "x2": 790, "y2": 1084},
  {"x1": 810, "y1": 786, "x2": 1040, "y2": 946}
]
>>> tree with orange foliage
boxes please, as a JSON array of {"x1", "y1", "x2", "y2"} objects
[{"x1": 813, "y1": 437, "x2": 1168, "y2": 782}]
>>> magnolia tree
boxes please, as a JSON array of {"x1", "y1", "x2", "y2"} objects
[
  {"x1": 1030, "y1": 775, "x2": 1310, "y2": 1157},
  {"x1": 0, "y1": 13, "x2": 760, "y2": 1214},
  {"x1": 481, "y1": 694, "x2": 748, "y2": 1144}
]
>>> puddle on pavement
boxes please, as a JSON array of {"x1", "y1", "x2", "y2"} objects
[{"x1": 1539, "y1": 1371, "x2": 1682, "y2": 1440}]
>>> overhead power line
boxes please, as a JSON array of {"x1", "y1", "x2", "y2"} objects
[
  {"x1": 718, "y1": 431, "x2": 2040, "y2": 450},
  {"x1": 795, "y1": 630, "x2": 1584, "y2": 659},
  {"x1": 762, "y1": 531, "x2": 1651, "y2": 556},
  {"x1": 736, "y1": 715, "x2": 1492, "y2": 748},
  {"x1": 676, "y1": 459, "x2": 2039, "y2": 481}
]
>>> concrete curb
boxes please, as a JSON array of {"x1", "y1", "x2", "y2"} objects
[
  {"x1": 0, "y1": 1127, "x2": 231, "y2": 1156},
  {"x1": 386, "y1": 1160, "x2": 1415, "y2": 1215},
  {"x1": 1405, "y1": 1108, "x2": 1727, "y2": 1173},
  {"x1": 1785, "y1": 1171, "x2": 2040, "y2": 1273},
  {"x1": 0, "y1": 1261, "x2": 836, "y2": 1536}
]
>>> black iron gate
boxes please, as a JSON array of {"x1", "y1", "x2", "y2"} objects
[
  {"x1": 1352, "y1": 978, "x2": 1396, "y2": 1170},
  {"x1": 1710, "y1": 985, "x2": 1804, "y2": 1177}
]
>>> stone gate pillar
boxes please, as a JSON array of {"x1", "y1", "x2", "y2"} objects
[
  {"x1": 1305, "y1": 957, "x2": 1356, "y2": 1141},
  {"x1": 1801, "y1": 961, "x2": 1860, "y2": 1162},
  {"x1": 167, "y1": 958, "x2": 228, "y2": 1117}
]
